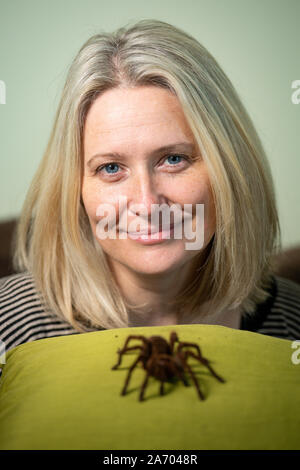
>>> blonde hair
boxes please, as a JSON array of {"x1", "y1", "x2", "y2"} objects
[{"x1": 12, "y1": 18, "x2": 281, "y2": 331}]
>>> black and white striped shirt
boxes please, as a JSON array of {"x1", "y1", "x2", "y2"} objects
[
  {"x1": 0, "y1": 271, "x2": 300, "y2": 367},
  {"x1": 240, "y1": 274, "x2": 300, "y2": 338}
]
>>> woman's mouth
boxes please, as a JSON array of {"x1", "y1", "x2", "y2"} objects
[{"x1": 120, "y1": 224, "x2": 176, "y2": 244}]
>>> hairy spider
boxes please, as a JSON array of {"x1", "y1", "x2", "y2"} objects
[{"x1": 111, "y1": 331, "x2": 225, "y2": 401}]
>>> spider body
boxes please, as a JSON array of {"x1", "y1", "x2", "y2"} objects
[
  {"x1": 111, "y1": 331, "x2": 225, "y2": 401},
  {"x1": 138, "y1": 335, "x2": 183, "y2": 381}
]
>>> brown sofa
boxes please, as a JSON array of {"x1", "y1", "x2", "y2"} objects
[
  {"x1": 0, "y1": 218, "x2": 299, "y2": 285},
  {"x1": 0, "y1": 218, "x2": 18, "y2": 280}
]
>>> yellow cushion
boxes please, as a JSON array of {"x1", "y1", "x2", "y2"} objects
[{"x1": 0, "y1": 324, "x2": 299, "y2": 449}]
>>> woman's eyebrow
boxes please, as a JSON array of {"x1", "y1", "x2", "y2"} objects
[{"x1": 86, "y1": 142, "x2": 197, "y2": 168}]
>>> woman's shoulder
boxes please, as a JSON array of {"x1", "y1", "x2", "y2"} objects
[
  {"x1": 0, "y1": 271, "x2": 38, "y2": 303},
  {"x1": 0, "y1": 271, "x2": 78, "y2": 352},
  {"x1": 273, "y1": 275, "x2": 300, "y2": 312},
  {"x1": 241, "y1": 274, "x2": 300, "y2": 340},
  {"x1": 0, "y1": 271, "x2": 44, "y2": 309},
  {"x1": 261, "y1": 275, "x2": 300, "y2": 340},
  {"x1": 0, "y1": 270, "x2": 34, "y2": 288}
]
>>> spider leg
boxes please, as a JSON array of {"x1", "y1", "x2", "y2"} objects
[
  {"x1": 119, "y1": 335, "x2": 150, "y2": 352},
  {"x1": 111, "y1": 345, "x2": 142, "y2": 369},
  {"x1": 180, "y1": 354, "x2": 205, "y2": 400},
  {"x1": 177, "y1": 343, "x2": 225, "y2": 382},
  {"x1": 112, "y1": 335, "x2": 150, "y2": 369},
  {"x1": 120, "y1": 355, "x2": 141, "y2": 396},
  {"x1": 173, "y1": 364, "x2": 189, "y2": 387},
  {"x1": 184, "y1": 351, "x2": 225, "y2": 383},
  {"x1": 139, "y1": 371, "x2": 151, "y2": 402},
  {"x1": 176, "y1": 342, "x2": 203, "y2": 357},
  {"x1": 170, "y1": 331, "x2": 179, "y2": 353}
]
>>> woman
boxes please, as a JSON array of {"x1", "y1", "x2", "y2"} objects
[{"x1": 1, "y1": 19, "x2": 300, "y2": 356}]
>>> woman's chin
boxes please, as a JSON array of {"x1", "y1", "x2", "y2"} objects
[
  {"x1": 100, "y1": 239, "x2": 199, "y2": 277},
  {"x1": 126, "y1": 253, "x2": 191, "y2": 277}
]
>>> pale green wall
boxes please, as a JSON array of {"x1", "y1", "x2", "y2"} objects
[{"x1": 0, "y1": 0, "x2": 299, "y2": 248}]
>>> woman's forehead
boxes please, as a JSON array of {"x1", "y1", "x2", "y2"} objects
[
  {"x1": 83, "y1": 86, "x2": 196, "y2": 155},
  {"x1": 84, "y1": 86, "x2": 189, "y2": 132}
]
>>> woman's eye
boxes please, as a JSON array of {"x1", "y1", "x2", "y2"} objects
[
  {"x1": 94, "y1": 154, "x2": 189, "y2": 177},
  {"x1": 164, "y1": 154, "x2": 187, "y2": 166},
  {"x1": 95, "y1": 162, "x2": 120, "y2": 175}
]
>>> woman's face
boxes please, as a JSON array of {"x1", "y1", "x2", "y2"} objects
[{"x1": 81, "y1": 85, "x2": 216, "y2": 277}]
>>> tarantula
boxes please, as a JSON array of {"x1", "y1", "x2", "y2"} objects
[{"x1": 111, "y1": 331, "x2": 225, "y2": 401}]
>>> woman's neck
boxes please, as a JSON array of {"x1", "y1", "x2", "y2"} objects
[
  {"x1": 107, "y1": 252, "x2": 242, "y2": 330},
  {"x1": 108, "y1": 257, "x2": 192, "y2": 326}
]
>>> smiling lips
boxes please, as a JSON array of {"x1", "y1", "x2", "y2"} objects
[{"x1": 121, "y1": 223, "x2": 175, "y2": 236}]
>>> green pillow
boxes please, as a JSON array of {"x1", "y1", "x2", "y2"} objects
[{"x1": 0, "y1": 324, "x2": 299, "y2": 450}]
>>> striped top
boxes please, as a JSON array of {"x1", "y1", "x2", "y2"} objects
[{"x1": 0, "y1": 271, "x2": 300, "y2": 373}]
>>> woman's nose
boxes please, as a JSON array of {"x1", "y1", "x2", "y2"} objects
[{"x1": 127, "y1": 171, "x2": 166, "y2": 217}]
